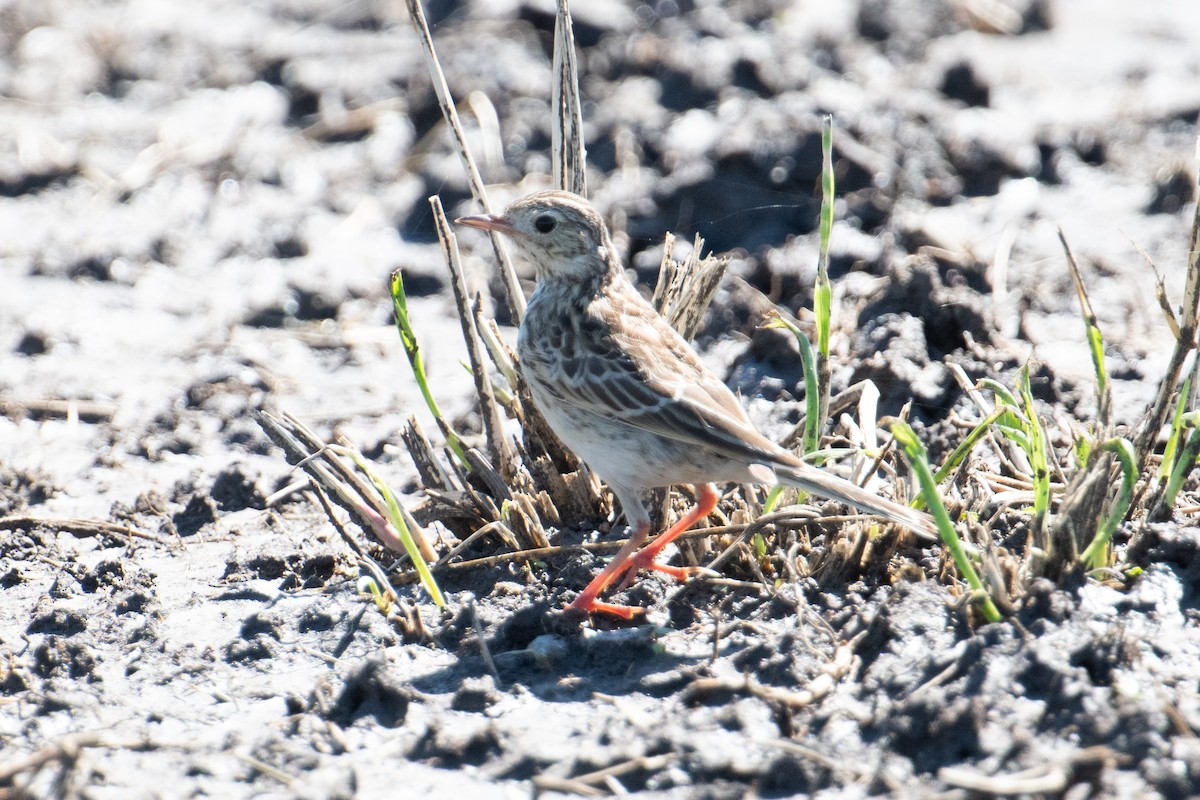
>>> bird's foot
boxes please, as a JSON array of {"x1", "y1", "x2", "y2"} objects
[
  {"x1": 614, "y1": 553, "x2": 716, "y2": 591},
  {"x1": 564, "y1": 594, "x2": 646, "y2": 620}
]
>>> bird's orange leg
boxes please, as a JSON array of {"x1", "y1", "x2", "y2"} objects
[
  {"x1": 615, "y1": 483, "x2": 719, "y2": 590},
  {"x1": 565, "y1": 518, "x2": 652, "y2": 619},
  {"x1": 567, "y1": 485, "x2": 720, "y2": 618}
]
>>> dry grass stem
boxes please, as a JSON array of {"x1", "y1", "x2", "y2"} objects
[
  {"x1": 0, "y1": 732, "x2": 153, "y2": 787},
  {"x1": 1058, "y1": 227, "x2": 1113, "y2": 427},
  {"x1": 404, "y1": 0, "x2": 525, "y2": 321},
  {"x1": 257, "y1": 410, "x2": 436, "y2": 561},
  {"x1": 386, "y1": 513, "x2": 843, "y2": 586},
  {"x1": 0, "y1": 516, "x2": 167, "y2": 546},
  {"x1": 429, "y1": 196, "x2": 517, "y2": 481}
]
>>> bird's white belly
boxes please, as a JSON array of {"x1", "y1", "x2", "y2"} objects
[{"x1": 529, "y1": 380, "x2": 752, "y2": 490}]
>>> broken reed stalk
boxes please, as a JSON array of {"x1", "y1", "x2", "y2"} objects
[
  {"x1": 404, "y1": 0, "x2": 525, "y2": 322},
  {"x1": 552, "y1": 0, "x2": 587, "y2": 196},
  {"x1": 652, "y1": 233, "x2": 730, "y2": 340}
]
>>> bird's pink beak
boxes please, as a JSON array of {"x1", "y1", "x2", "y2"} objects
[{"x1": 455, "y1": 213, "x2": 518, "y2": 236}]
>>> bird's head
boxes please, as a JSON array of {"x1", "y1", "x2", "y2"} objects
[{"x1": 456, "y1": 190, "x2": 618, "y2": 287}]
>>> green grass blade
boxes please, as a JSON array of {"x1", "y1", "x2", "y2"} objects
[
  {"x1": 1073, "y1": 433, "x2": 1093, "y2": 470},
  {"x1": 978, "y1": 379, "x2": 1020, "y2": 413},
  {"x1": 1017, "y1": 366, "x2": 1052, "y2": 525},
  {"x1": 763, "y1": 312, "x2": 821, "y2": 513},
  {"x1": 1085, "y1": 324, "x2": 1108, "y2": 406},
  {"x1": 931, "y1": 405, "x2": 1023, "y2": 484},
  {"x1": 764, "y1": 314, "x2": 821, "y2": 455},
  {"x1": 1160, "y1": 414, "x2": 1200, "y2": 513},
  {"x1": 390, "y1": 269, "x2": 467, "y2": 465},
  {"x1": 796, "y1": 324, "x2": 821, "y2": 457},
  {"x1": 815, "y1": 116, "x2": 834, "y2": 360},
  {"x1": 1080, "y1": 438, "x2": 1137, "y2": 570},
  {"x1": 763, "y1": 311, "x2": 820, "y2": 513},
  {"x1": 1159, "y1": 373, "x2": 1192, "y2": 480},
  {"x1": 892, "y1": 421, "x2": 1001, "y2": 623},
  {"x1": 337, "y1": 444, "x2": 446, "y2": 607},
  {"x1": 762, "y1": 484, "x2": 785, "y2": 515},
  {"x1": 814, "y1": 115, "x2": 834, "y2": 432}
]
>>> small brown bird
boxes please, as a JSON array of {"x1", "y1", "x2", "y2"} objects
[{"x1": 458, "y1": 190, "x2": 936, "y2": 618}]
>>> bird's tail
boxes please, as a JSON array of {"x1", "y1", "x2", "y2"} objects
[{"x1": 771, "y1": 460, "x2": 940, "y2": 541}]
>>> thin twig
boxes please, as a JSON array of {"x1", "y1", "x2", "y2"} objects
[
  {"x1": 0, "y1": 397, "x2": 118, "y2": 422},
  {"x1": 388, "y1": 513, "x2": 836, "y2": 585},
  {"x1": 533, "y1": 754, "x2": 674, "y2": 797},
  {"x1": 0, "y1": 516, "x2": 168, "y2": 546},
  {"x1": 404, "y1": 0, "x2": 525, "y2": 321}
]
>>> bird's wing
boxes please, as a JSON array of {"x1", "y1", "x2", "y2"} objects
[{"x1": 542, "y1": 292, "x2": 789, "y2": 466}]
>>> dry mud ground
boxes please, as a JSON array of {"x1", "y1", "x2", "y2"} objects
[{"x1": 3, "y1": 0, "x2": 1200, "y2": 797}]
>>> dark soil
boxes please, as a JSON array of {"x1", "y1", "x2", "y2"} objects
[{"x1": 3, "y1": 0, "x2": 1200, "y2": 797}]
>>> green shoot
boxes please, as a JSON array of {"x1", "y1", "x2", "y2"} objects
[
  {"x1": 390, "y1": 269, "x2": 467, "y2": 466},
  {"x1": 1159, "y1": 372, "x2": 1192, "y2": 481},
  {"x1": 334, "y1": 444, "x2": 446, "y2": 608},
  {"x1": 932, "y1": 404, "x2": 1025, "y2": 484},
  {"x1": 1079, "y1": 438, "x2": 1137, "y2": 570},
  {"x1": 1074, "y1": 433, "x2": 1093, "y2": 470},
  {"x1": 764, "y1": 312, "x2": 821, "y2": 456},
  {"x1": 762, "y1": 488, "x2": 785, "y2": 516},
  {"x1": 358, "y1": 574, "x2": 397, "y2": 615},
  {"x1": 762, "y1": 118, "x2": 836, "y2": 514},
  {"x1": 814, "y1": 115, "x2": 834, "y2": 432},
  {"x1": 977, "y1": 379, "x2": 1020, "y2": 418},
  {"x1": 1017, "y1": 366, "x2": 1053, "y2": 532},
  {"x1": 1159, "y1": 412, "x2": 1200, "y2": 514},
  {"x1": 763, "y1": 312, "x2": 821, "y2": 512},
  {"x1": 892, "y1": 421, "x2": 1001, "y2": 623}
]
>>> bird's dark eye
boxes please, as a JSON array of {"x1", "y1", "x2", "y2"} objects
[{"x1": 533, "y1": 214, "x2": 557, "y2": 233}]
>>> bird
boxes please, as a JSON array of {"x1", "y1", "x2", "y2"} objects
[{"x1": 456, "y1": 190, "x2": 937, "y2": 618}]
